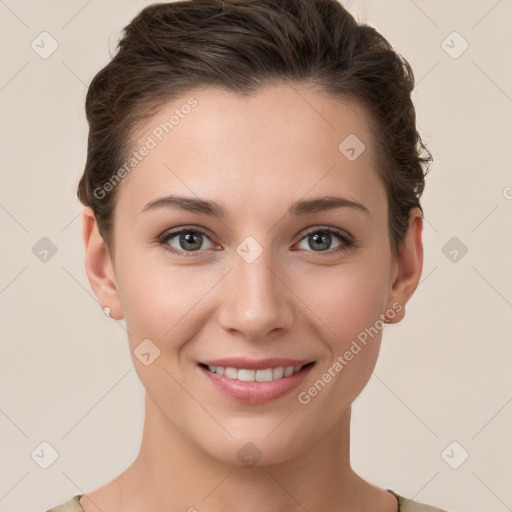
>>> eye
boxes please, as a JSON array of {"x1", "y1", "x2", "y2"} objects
[
  {"x1": 295, "y1": 227, "x2": 353, "y2": 254},
  {"x1": 156, "y1": 225, "x2": 354, "y2": 258},
  {"x1": 157, "y1": 227, "x2": 217, "y2": 257}
]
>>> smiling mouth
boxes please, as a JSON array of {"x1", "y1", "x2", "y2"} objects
[{"x1": 198, "y1": 362, "x2": 315, "y2": 382}]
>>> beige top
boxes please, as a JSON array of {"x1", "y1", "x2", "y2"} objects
[{"x1": 45, "y1": 490, "x2": 452, "y2": 511}]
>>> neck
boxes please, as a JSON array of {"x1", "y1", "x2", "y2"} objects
[{"x1": 110, "y1": 393, "x2": 393, "y2": 512}]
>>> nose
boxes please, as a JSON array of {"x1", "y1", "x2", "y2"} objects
[{"x1": 216, "y1": 247, "x2": 295, "y2": 342}]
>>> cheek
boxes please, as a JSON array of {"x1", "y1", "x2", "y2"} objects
[
  {"x1": 295, "y1": 259, "x2": 388, "y2": 402},
  {"x1": 300, "y1": 257, "x2": 389, "y2": 346},
  {"x1": 296, "y1": 272, "x2": 386, "y2": 418},
  {"x1": 116, "y1": 255, "x2": 215, "y2": 353}
]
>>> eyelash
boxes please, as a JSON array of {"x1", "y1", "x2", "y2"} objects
[{"x1": 156, "y1": 225, "x2": 354, "y2": 259}]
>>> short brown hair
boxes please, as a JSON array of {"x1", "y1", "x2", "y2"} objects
[{"x1": 77, "y1": 0, "x2": 432, "y2": 258}]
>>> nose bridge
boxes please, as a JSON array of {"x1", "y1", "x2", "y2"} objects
[
  {"x1": 236, "y1": 244, "x2": 278, "y2": 299},
  {"x1": 218, "y1": 240, "x2": 293, "y2": 339}
]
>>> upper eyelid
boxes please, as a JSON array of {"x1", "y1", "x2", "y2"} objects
[
  {"x1": 160, "y1": 225, "x2": 217, "y2": 243},
  {"x1": 300, "y1": 225, "x2": 351, "y2": 238}
]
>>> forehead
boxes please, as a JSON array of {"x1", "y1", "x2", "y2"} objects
[{"x1": 117, "y1": 84, "x2": 384, "y2": 217}]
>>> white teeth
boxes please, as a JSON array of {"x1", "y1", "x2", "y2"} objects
[
  {"x1": 273, "y1": 367, "x2": 284, "y2": 379},
  {"x1": 205, "y1": 364, "x2": 305, "y2": 381},
  {"x1": 237, "y1": 369, "x2": 255, "y2": 381},
  {"x1": 283, "y1": 366, "x2": 294, "y2": 377},
  {"x1": 255, "y1": 368, "x2": 273, "y2": 382},
  {"x1": 224, "y1": 367, "x2": 238, "y2": 379}
]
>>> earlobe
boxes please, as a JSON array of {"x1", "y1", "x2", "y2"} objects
[
  {"x1": 82, "y1": 207, "x2": 123, "y2": 319},
  {"x1": 385, "y1": 208, "x2": 424, "y2": 324}
]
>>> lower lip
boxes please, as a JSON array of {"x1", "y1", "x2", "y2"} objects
[{"x1": 199, "y1": 364, "x2": 315, "y2": 404}]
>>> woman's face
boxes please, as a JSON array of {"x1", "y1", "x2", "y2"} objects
[{"x1": 88, "y1": 84, "x2": 421, "y2": 466}]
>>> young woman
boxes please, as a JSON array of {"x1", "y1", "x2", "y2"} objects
[{"x1": 47, "y1": 0, "x2": 451, "y2": 510}]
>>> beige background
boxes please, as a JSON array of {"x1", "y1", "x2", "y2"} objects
[{"x1": 1, "y1": 1, "x2": 511, "y2": 511}]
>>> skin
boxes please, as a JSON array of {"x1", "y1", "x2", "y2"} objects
[{"x1": 81, "y1": 84, "x2": 423, "y2": 512}]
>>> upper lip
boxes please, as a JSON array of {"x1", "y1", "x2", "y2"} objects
[{"x1": 199, "y1": 358, "x2": 314, "y2": 370}]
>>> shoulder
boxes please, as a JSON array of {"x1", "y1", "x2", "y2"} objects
[
  {"x1": 45, "y1": 495, "x2": 84, "y2": 512},
  {"x1": 387, "y1": 489, "x2": 452, "y2": 512},
  {"x1": 396, "y1": 493, "x2": 452, "y2": 512},
  {"x1": 47, "y1": 491, "x2": 453, "y2": 512}
]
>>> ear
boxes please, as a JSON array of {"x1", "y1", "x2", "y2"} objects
[
  {"x1": 385, "y1": 207, "x2": 424, "y2": 324},
  {"x1": 82, "y1": 207, "x2": 123, "y2": 319}
]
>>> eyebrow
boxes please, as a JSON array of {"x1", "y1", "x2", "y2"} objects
[{"x1": 141, "y1": 194, "x2": 370, "y2": 217}]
